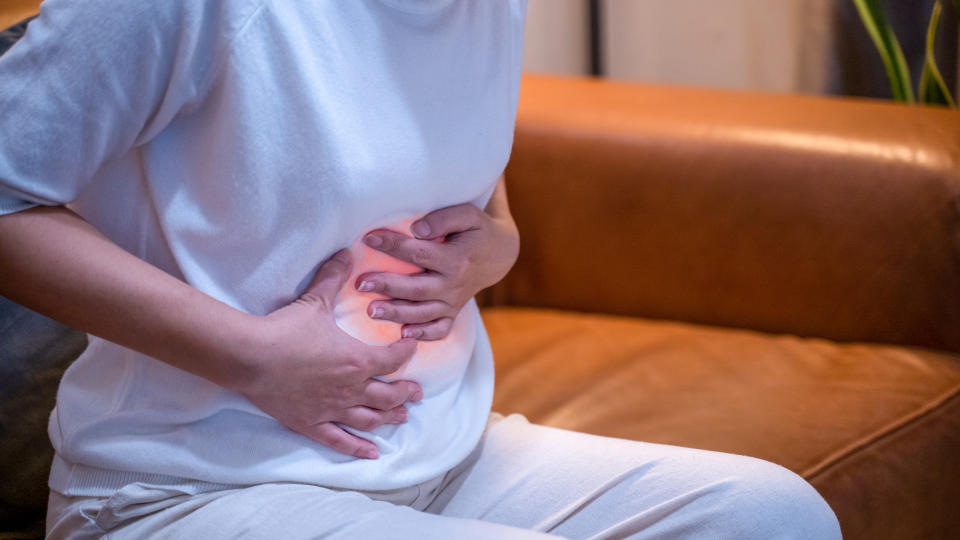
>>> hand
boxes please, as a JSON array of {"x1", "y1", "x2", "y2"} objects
[
  {"x1": 238, "y1": 248, "x2": 422, "y2": 459},
  {"x1": 355, "y1": 202, "x2": 520, "y2": 340}
]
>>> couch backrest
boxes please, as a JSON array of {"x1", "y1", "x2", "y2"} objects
[
  {"x1": 0, "y1": 0, "x2": 41, "y2": 32},
  {"x1": 490, "y1": 75, "x2": 960, "y2": 354}
]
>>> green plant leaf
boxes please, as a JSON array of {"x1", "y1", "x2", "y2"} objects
[
  {"x1": 918, "y1": 2, "x2": 956, "y2": 106},
  {"x1": 851, "y1": 0, "x2": 915, "y2": 102}
]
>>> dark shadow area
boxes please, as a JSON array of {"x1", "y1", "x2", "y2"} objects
[{"x1": 830, "y1": 0, "x2": 958, "y2": 100}]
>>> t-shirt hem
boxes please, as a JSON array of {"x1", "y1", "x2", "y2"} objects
[
  {"x1": 0, "y1": 197, "x2": 37, "y2": 216},
  {"x1": 48, "y1": 454, "x2": 243, "y2": 498}
]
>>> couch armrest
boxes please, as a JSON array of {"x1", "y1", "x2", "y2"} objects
[
  {"x1": 491, "y1": 74, "x2": 960, "y2": 354},
  {"x1": 0, "y1": 0, "x2": 40, "y2": 32}
]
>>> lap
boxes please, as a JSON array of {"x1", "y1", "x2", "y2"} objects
[
  {"x1": 46, "y1": 414, "x2": 841, "y2": 539},
  {"x1": 47, "y1": 482, "x2": 553, "y2": 540},
  {"x1": 427, "y1": 414, "x2": 841, "y2": 539}
]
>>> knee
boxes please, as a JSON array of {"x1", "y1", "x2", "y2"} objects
[{"x1": 714, "y1": 457, "x2": 841, "y2": 540}]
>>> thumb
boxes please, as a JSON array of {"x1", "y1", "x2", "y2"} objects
[
  {"x1": 410, "y1": 203, "x2": 482, "y2": 240},
  {"x1": 300, "y1": 248, "x2": 353, "y2": 308},
  {"x1": 366, "y1": 338, "x2": 418, "y2": 376}
]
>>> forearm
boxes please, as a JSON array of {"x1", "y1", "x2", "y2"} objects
[
  {"x1": 483, "y1": 174, "x2": 520, "y2": 278},
  {"x1": 0, "y1": 206, "x2": 259, "y2": 390},
  {"x1": 484, "y1": 174, "x2": 517, "y2": 227}
]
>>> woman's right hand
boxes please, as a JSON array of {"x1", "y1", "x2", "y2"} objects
[
  {"x1": 0, "y1": 208, "x2": 419, "y2": 459},
  {"x1": 237, "y1": 248, "x2": 422, "y2": 460}
]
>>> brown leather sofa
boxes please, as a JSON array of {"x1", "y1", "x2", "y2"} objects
[
  {"x1": 0, "y1": 1, "x2": 35, "y2": 30},
  {"x1": 482, "y1": 74, "x2": 960, "y2": 540}
]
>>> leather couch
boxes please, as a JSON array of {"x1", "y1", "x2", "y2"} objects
[
  {"x1": 482, "y1": 74, "x2": 960, "y2": 540},
  {"x1": 0, "y1": 1, "x2": 35, "y2": 32},
  {"x1": 2, "y1": 5, "x2": 959, "y2": 537}
]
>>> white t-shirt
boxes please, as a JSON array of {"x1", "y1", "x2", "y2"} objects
[{"x1": 0, "y1": 0, "x2": 526, "y2": 494}]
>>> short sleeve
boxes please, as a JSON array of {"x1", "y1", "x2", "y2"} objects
[{"x1": 0, "y1": 0, "x2": 259, "y2": 216}]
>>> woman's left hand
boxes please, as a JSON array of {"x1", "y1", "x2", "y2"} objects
[{"x1": 355, "y1": 201, "x2": 519, "y2": 340}]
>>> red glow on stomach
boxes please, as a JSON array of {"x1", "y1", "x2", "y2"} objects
[{"x1": 331, "y1": 216, "x2": 477, "y2": 389}]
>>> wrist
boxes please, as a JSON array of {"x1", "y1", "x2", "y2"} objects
[
  {"x1": 490, "y1": 216, "x2": 520, "y2": 281},
  {"x1": 197, "y1": 310, "x2": 270, "y2": 395}
]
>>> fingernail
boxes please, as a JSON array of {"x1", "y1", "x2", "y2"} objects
[
  {"x1": 370, "y1": 306, "x2": 384, "y2": 319},
  {"x1": 333, "y1": 248, "x2": 351, "y2": 263},
  {"x1": 361, "y1": 448, "x2": 379, "y2": 459},
  {"x1": 412, "y1": 221, "x2": 431, "y2": 238},
  {"x1": 358, "y1": 281, "x2": 375, "y2": 292},
  {"x1": 364, "y1": 234, "x2": 382, "y2": 247},
  {"x1": 397, "y1": 409, "x2": 408, "y2": 421},
  {"x1": 402, "y1": 328, "x2": 422, "y2": 339},
  {"x1": 412, "y1": 390, "x2": 423, "y2": 401}
]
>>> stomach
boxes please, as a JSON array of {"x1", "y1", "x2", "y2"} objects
[{"x1": 332, "y1": 215, "x2": 478, "y2": 396}]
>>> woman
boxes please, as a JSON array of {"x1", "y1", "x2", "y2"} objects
[{"x1": 0, "y1": 1, "x2": 841, "y2": 538}]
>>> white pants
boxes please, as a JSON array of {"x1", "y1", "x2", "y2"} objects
[{"x1": 46, "y1": 414, "x2": 841, "y2": 539}]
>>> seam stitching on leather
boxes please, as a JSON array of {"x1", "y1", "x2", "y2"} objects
[{"x1": 802, "y1": 380, "x2": 960, "y2": 480}]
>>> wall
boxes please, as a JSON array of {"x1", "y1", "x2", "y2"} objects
[
  {"x1": 522, "y1": 0, "x2": 590, "y2": 76},
  {"x1": 602, "y1": 0, "x2": 834, "y2": 93},
  {"x1": 523, "y1": 0, "x2": 835, "y2": 93},
  {"x1": 522, "y1": 0, "x2": 959, "y2": 99}
]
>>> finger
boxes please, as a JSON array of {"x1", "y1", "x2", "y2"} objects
[
  {"x1": 382, "y1": 406, "x2": 410, "y2": 425},
  {"x1": 411, "y1": 203, "x2": 483, "y2": 239},
  {"x1": 363, "y1": 230, "x2": 447, "y2": 271},
  {"x1": 368, "y1": 299, "x2": 451, "y2": 325},
  {"x1": 299, "y1": 248, "x2": 353, "y2": 309},
  {"x1": 360, "y1": 379, "x2": 423, "y2": 410},
  {"x1": 401, "y1": 318, "x2": 454, "y2": 341},
  {"x1": 336, "y1": 405, "x2": 407, "y2": 432},
  {"x1": 362, "y1": 338, "x2": 418, "y2": 376},
  {"x1": 297, "y1": 422, "x2": 379, "y2": 459},
  {"x1": 355, "y1": 272, "x2": 446, "y2": 302}
]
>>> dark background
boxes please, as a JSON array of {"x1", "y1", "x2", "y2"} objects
[{"x1": 830, "y1": 0, "x2": 958, "y2": 99}]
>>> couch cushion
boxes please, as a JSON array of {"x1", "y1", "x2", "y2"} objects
[
  {"x1": 482, "y1": 306, "x2": 960, "y2": 539},
  {"x1": 0, "y1": 296, "x2": 86, "y2": 538}
]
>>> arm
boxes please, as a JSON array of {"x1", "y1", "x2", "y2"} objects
[
  {"x1": 0, "y1": 3, "x2": 421, "y2": 459},
  {"x1": 0, "y1": 206, "x2": 260, "y2": 386},
  {"x1": 0, "y1": 206, "x2": 420, "y2": 458},
  {"x1": 484, "y1": 175, "x2": 519, "y2": 230}
]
